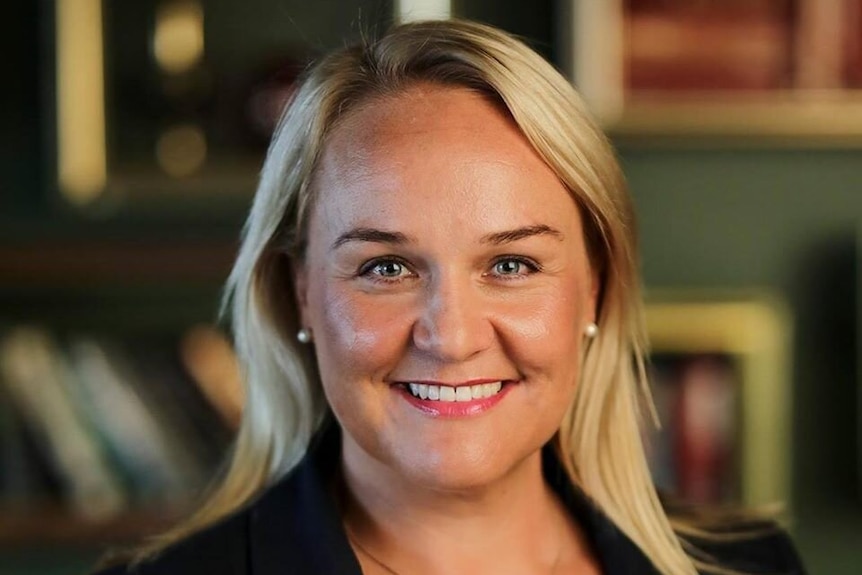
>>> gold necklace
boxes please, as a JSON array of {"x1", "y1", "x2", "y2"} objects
[
  {"x1": 346, "y1": 527, "x2": 573, "y2": 575},
  {"x1": 345, "y1": 526, "x2": 401, "y2": 575}
]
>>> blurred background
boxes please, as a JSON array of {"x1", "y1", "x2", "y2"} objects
[{"x1": 1, "y1": 0, "x2": 860, "y2": 573}]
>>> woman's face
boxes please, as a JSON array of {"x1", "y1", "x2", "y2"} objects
[{"x1": 295, "y1": 85, "x2": 598, "y2": 491}]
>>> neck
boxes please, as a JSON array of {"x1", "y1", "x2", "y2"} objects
[{"x1": 337, "y1": 435, "x2": 596, "y2": 575}]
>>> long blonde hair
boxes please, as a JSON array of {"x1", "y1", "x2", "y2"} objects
[{"x1": 137, "y1": 19, "x2": 713, "y2": 575}]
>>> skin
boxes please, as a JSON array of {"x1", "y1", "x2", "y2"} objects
[{"x1": 294, "y1": 85, "x2": 601, "y2": 574}]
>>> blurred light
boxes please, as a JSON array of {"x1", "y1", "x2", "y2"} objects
[
  {"x1": 154, "y1": 1, "x2": 204, "y2": 74},
  {"x1": 179, "y1": 325, "x2": 244, "y2": 429},
  {"x1": 573, "y1": 0, "x2": 625, "y2": 123},
  {"x1": 396, "y1": 0, "x2": 451, "y2": 22},
  {"x1": 56, "y1": 0, "x2": 107, "y2": 205},
  {"x1": 156, "y1": 124, "x2": 207, "y2": 178}
]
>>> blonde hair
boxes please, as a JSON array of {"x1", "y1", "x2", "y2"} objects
[{"x1": 135, "y1": 19, "x2": 724, "y2": 575}]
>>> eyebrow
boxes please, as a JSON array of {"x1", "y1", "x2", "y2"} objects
[
  {"x1": 480, "y1": 224, "x2": 563, "y2": 245},
  {"x1": 331, "y1": 224, "x2": 563, "y2": 250},
  {"x1": 331, "y1": 228, "x2": 412, "y2": 250}
]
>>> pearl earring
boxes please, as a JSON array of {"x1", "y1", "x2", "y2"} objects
[
  {"x1": 297, "y1": 328, "x2": 312, "y2": 344},
  {"x1": 584, "y1": 323, "x2": 599, "y2": 338}
]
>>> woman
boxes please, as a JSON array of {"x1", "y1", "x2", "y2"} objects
[{"x1": 98, "y1": 19, "x2": 804, "y2": 575}]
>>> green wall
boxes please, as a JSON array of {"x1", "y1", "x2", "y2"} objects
[{"x1": 621, "y1": 146, "x2": 862, "y2": 573}]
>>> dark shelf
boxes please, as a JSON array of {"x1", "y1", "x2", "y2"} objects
[
  {"x1": 0, "y1": 237, "x2": 238, "y2": 289},
  {"x1": 0, "y1": 506, "x2": 189, "y2": 547}
]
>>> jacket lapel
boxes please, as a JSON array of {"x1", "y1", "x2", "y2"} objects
[
  {"x1": 543, "y1": 448, "x2": 661, "y2": 574},
  {"x1": 248, "y1": 426, "x2": 363, "y2": 575}
]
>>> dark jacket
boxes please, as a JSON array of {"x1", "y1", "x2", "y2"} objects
[{"x1": 95, "y1": 424, "x2": 805, "y2": 574}]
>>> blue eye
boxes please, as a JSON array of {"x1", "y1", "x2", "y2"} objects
[
  {"x1": 490, "y1": 257, "x2": 540, "y2": 278},
  {"x1": 487, "y1": 256, "x2": 542, "y2": 279},
  {"x1": 373, "y1": 261, "x2": 405, "y2": 277},
  {"x1": 358, "y1": 258, "x2": 413, "y2": 282},
  {"x1": 494, "y1": 259, "x2": 523, "y2": 275}
]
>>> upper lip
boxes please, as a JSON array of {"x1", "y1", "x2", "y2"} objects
[{"x1": 394, "y1": 378, "x2": 510, "y2": 387}]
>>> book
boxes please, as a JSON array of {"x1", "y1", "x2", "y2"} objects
[
  {"x1": 647, "y1": 357, "x2": 678, "y2": 495},
  {"x1": 0, "y1": 327, "x2": 126, "y2": 520},
  {"x1": 65, "y1": 336, "x2": 200, "y2": 505},
  {"x1": 674, "y1": 355, "x2": 738, "y2": 504},
  {"x1": 624, "y1": 0, "x2": 794, "y2": 92},
  {"x1": 126, "y1": 340, "x2": 232, "y2": 479},
  {"x1": 0, "y1": 383, "x2": 62, "y2": 509}
]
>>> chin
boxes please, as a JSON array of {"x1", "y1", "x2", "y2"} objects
[{"x1": 390, "y1": 440, "x2": 539, "y2": 494}]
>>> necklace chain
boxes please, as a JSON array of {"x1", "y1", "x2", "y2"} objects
[
  {"x1": 345, "y1": 529, "x2": 570, "y2": 575},
  {"x1": 345, "y1": 526, "x2": 401, "y2": 575},
  {"x1": 339, "y1": 485, "x2": 571, "y2": 574}
]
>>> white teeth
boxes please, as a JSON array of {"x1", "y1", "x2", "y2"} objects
[
  {"x1": 405, "y1": 381, "x2": 505, "y2": 402},
  {"x1": 409, "y1": 383, "x2": 431, "y2": 400},
  {"x1": 439, "y1": 386, "x2": 456, "y2": 402},
  {"x1": 455, "y1": 387, "x2": 472, "y2": 402}
]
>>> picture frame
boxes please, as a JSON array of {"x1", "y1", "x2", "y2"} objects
[
  {"x1": 52, "y1": 0, "x2": 260, "y2": 211},
  {"x1": 50, "y1": 0, "x2": 391, "y2": 212},
  {"x1": 644, "y1": 293, "x2": 793, "y2": 507},
  {"x1": 562, "y1": 0, "x2": 862, "y2": 145}
]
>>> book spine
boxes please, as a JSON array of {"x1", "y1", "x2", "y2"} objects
[
  {"x1": 674, "y1": 356, "x2": 737, "y2": 504},
  {"x1": 0, "y1": 327, "x2": 126, "y2": 519}
]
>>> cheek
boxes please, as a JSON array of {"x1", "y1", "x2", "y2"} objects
[
  {"x1": 500, "y1": 285, "x2": 586, "y2": 380},
  {"x1": 307, "y1": 279, "x2": 410, "y2": 382}
]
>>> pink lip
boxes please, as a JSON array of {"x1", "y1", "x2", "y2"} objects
[{"x1": 397, "y1": 380, "x2": 515, "y2": 418}]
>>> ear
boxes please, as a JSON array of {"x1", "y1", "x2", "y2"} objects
[
  {"x1": 292, "y1": 259, "x2": 311, "y2": 328},
  {"x1": 588, "y1": 264, "x2": 602, "y2": 324}
]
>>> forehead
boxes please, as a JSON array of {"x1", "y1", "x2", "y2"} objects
[
  {"x1": 310, "y1": 85, "x2": 581, "y2": 235},
  {"x1": 323, "y1": 85, "x2": 532, "y2": 178},
  {"x1": 330, "y1": 85, "x2": 509, "y2": 145}
]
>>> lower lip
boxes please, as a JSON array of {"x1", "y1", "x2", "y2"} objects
[{"x1": 397, "y1": 382, "x2": 515, "y2": 418}]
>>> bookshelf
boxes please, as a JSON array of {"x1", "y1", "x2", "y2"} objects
[
  {"x1": 0, "y1": 234, "x2": 240, "y2": 548},
  {"x1": 2, "y1": 0, "x2": 391, "y2": 557},
  {"x1": 564, "y1": 0, "x2": 862, "y2": 145},
  {"x1": 0, "y1": 237, "x2": 236, "y2": 289}
]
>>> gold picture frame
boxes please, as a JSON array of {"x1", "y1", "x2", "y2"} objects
[
  {"x1": 53, "y1": 0, "x2": 264, "y2": 210},
  {"x1": 644, "y1": 293, "x2": 793, "y2": 508}
]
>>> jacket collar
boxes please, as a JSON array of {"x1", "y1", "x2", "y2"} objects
[
  {"x1": 541, "y1": 446, "x2": 659, "y2": 574},
  {"x1": 249, "y1": 421, "x2": 658, "y2": 574},
  {"x1": 249, "y1": 422, "x2": 363, "y2": 574}
]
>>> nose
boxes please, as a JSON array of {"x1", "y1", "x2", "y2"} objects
[{"x1": 411, "y1": 273, "x2": 493, "y2": 362}]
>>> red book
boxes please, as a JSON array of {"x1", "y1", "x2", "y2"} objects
[
  {"x1": 674, "y1": 356, "x2": 737, "y2": 504},
  {"x1": 624, "y1": 0, "x2": 794, "y2": 92}
]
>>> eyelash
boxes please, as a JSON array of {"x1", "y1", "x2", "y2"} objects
[
  {"x1": 488, "y1": 256, "x2": 542, "y2": 279},
  {"x1": 356, "y1": 255, "x2": 542, "y2": 284},
  {"x1": 357, "y1": 257, "x2": 415, "y2": 283}
]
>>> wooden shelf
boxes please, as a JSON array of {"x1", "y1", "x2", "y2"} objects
[
  {"x1": 0, "y1": 238, "x2": 238, "y2": 289},
  {"x1": 0, "y1": 506, "x2": 188, "y2": 546}
]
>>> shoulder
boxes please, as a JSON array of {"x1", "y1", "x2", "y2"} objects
[
  {"x1": 91, "y1": 427, "x2": 349, "y2": 575},
  {"x1": 684, "y1": 518, "x2": 806, "y2": 574},
  {"x1": 662, "y1": 496, "x2": 806, "y2": 574},
  {"x1": 92, "y1": 508, "x2": 251, "y2": 575}
]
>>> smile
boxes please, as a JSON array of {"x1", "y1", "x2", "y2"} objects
[{"x1": 406, "y1": 381, "x2": 503, "y2": 402}]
